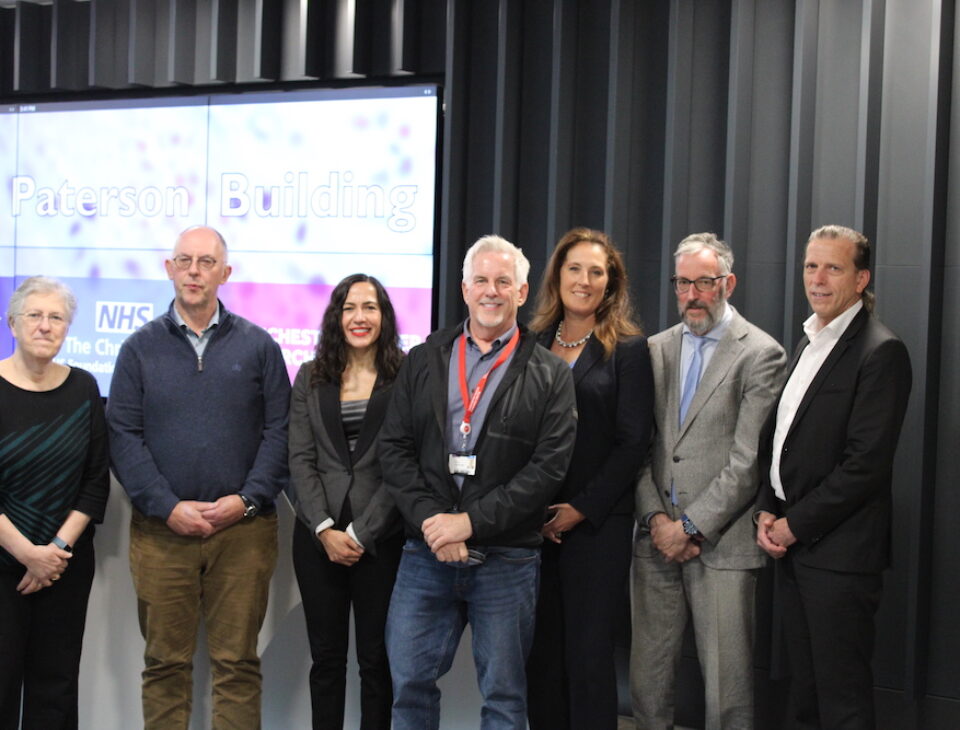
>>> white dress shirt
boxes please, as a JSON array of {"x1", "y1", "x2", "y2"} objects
[{"x1": 769, "y1": 300, "x2": 863, "y2": 500}]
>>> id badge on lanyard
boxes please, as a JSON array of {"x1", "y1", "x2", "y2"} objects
[{"x1": 447, "y1": 329, "x2": 520, "y2": 475}]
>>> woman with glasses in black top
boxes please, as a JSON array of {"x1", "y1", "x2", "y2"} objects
[{"x1": 0, "y1": 276, "x2": 109, "y2": 729}]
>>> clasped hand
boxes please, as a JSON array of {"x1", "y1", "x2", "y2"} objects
[
  {"x1": 541, "y1": 502, "x2": 586, "y2": 544},
  {"x1": 18, "y1": 542, "x2": 72, "y2": 594},
  {"x1": 318, "y1": 528, "x2": 364, "y2": 566},
  {"x1": 166, "y1": 496, "x2": 246, "y2": 537},
  {"x1": 649, "y1": 514, "x2": 701, "y2": 563},
  {"x1": 755, "y1": 512, "x2": 796, "y2": 559},
  {"x1": 422, "y1": 513, "x2": 473, "y2": 562}
]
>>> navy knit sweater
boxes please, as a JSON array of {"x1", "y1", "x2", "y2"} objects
[{"x1": 106, "y1": 302, "x2": 291, "y2": 520}]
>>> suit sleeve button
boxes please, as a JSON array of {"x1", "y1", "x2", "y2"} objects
[{"x1": 673, "y1": 456, "x2": 680, "y2": 463}]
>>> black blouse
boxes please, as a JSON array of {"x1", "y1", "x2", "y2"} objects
[{"x1": 0, "y1": 367, "x2": 109, "y2": 568}]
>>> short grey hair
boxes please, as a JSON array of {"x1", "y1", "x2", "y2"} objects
[
  {"x1": 7, "y1": 276, "x2": 78, "y2": 326},
  {"x1": 462, "y1": 234, "x2": 530, "y2": 286},
  {"x1": 674, "y1": 232, "x2": 734, "y2": 275}
]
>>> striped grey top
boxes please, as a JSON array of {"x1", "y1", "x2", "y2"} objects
[{"x1": 340, "y1": 398, "x2": 369, "y2": 452}]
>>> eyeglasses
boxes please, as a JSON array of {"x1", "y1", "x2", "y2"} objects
[
  {"x1": 171, "y1": 255, "x2": 218, "y2": 271},
  {"x1": 671, "y1": 275, "x2": 728, "y2": 294},
  {"x1": 18, "y1": 311, "x2": 69, "y2": 328}
]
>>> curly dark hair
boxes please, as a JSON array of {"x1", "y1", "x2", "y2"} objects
[
  {"x1": 530, "y1": 227, "x2": 642, "y2": 357},
  {"x1": 310, "y1": 274, "x2": 404, "y2": 386}
]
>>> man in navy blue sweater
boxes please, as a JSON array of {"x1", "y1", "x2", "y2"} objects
[{"x1": 107, "y1": 226, "x2": 290, "y2": 730}]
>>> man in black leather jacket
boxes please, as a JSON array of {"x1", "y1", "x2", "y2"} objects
[{"x1": 380, "y1": 234, "x2": 577, "y2": 730}]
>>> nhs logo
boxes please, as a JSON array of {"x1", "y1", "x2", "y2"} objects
[{"x1": 96, "y1": 302, "x2": 153, "y2": 334}]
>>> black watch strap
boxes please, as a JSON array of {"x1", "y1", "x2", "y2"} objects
[{"x1": 239, "y1": 494, "x2": 258, "y2": 518}]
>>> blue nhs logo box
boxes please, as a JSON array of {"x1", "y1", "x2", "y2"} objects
[{"x1": 95, "y1": 302, "x2": 153, "y2": 334}]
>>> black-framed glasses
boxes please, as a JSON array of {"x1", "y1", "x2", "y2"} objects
[
  {"x1": 171, "y1": 255, "x2": 218, "y2": 271},
  {"x1": 671, "y1": 275, "x2": 728, "y2": 294}
]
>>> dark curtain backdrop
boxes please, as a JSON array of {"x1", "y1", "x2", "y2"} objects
[{"x1": 2, "y1": 1, "x2": 956, "y2": 726}]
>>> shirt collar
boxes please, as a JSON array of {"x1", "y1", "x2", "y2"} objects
[
  {"x1": 803, "y1": 299, "x2": 863, "y2": 341},
  {"x1": 462, "y1": 319, "x2": 518, "y2": 352},
  {"x1": 172, "y1": 302, "x2": 221, "y2": 334}
]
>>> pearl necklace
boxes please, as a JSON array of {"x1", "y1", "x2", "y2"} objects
[{"x1": 555, "y1": 320, "x2": 593, "y2": 348}]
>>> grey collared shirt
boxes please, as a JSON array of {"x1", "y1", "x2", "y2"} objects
[
  {"x1": 171, "y1": 304, "x2": 221, "y2": 360},
  {"x1": 446, "y1": 320, "x2": 519, "y2": 488}
]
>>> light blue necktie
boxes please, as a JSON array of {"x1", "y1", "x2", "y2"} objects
[
  {"x1": 679, "y1": 333, "x2": 708, "y2": 425},
  {"x1": 671, "y1": 333, "x2": 708, "y2": 506}
]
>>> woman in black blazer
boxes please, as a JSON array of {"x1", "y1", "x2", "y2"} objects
[
  {"x1": 288, "y1": 274, "x2": 405, "y2": 730},
  {"x1": 526, "y1": 229, "x2": 654, "y2": 729}
]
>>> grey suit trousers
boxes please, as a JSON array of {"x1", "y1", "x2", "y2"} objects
[{"x1": 631, "y1": 535, "x2": 757, "y2": 730}]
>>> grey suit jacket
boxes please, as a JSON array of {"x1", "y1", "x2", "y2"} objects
[
  {"x1": 635, "y1": 307, "x2": 786, "y2": 570},
  {"x1": 287, "y1": 362, "x2": 400, "y2": 555}
]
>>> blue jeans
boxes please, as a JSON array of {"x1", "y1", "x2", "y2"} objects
[{"x1": 386, "y1": 539, "x2": 540, "y2": 730}]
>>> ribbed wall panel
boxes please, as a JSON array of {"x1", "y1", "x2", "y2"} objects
[
  {"x1": 52, "y1": 0, "x2": 90, "y2": 90},
  {"x1": 13, "y1": 0, "x2": 51, "y2": 92},
  {"x1": 0, "y1": 1, "x2": 956, "y2": 726}
]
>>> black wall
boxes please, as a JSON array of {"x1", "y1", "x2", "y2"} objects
[{"x1": 2, "y1": 1, "x2": 956, "y2": 726}]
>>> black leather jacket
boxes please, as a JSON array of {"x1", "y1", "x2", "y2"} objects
[{"x1": 380, "y1": 322, "x2": 578, "y2": 548}]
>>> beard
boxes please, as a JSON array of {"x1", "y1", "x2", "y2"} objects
[
  {"x1": 471, "y1": 298, "x2": 508, "y2": 331},
  {"x1": 679, "y1": 293, "x2": 727, "y2": 335}
]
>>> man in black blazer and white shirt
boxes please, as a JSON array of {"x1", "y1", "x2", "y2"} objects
[{"x1": 756, "y1": 225, "x2": 912, "y2": 730}]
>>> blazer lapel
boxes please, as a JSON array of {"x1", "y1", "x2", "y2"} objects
[
  {"x1": 785, "y1": 308, "x2": 867, "y2": 441},
  {"x1": 658, "y1": 326, "x2": 683, "y2": 445},
  {"x1": 317, "y1": 382, "x2": 352, "y2": 467},
  {"x1": 784, "y1": 335, "x2": 810, "y2": 380},
  {"x1": 571, "y1": 336, "x2": 603, "y2": 385},
  {"x1": 676, "y1": 318, "x2": 744, "y2": 441},
  {"x1": 351, "y1": 378, "x2": 390, "y2": 465}
]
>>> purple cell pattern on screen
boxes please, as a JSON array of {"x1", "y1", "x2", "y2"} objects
[{"x1": 1, "y1": 89, "x2": 438, "y2": 395}]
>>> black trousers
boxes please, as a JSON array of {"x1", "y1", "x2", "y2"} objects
[
  {"x1": 779, "y1": 553, "x2": 883, "y2": 730},
  {"x1": 526, "y1": 513, "x2": 633, "y2": 730},
  {"x1": 292, "y1": 519, "x2": 402, "y2": 730},
  {"x1": 0, "y1": 533, "x2": 95, "y2": 730}
]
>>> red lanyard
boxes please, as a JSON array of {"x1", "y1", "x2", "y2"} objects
[{"x1": 457, "y1": 328, "x2": 520, "y2": 435}]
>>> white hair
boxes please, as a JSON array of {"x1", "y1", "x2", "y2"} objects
[
  {"x1": 6, "y1": 276, "x2": 77, "y2": 326},
  {"x1": 461, "y1": 234, "x2": 530, "y2": 286}
]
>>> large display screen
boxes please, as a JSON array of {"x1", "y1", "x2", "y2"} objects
[{"x1": 1, "y1": 86, "x2": 439, "y2": 394}]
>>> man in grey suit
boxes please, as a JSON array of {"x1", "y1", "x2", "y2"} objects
[{"x1": 632, "y1": 232, "x2": 787, "y2": 730}]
